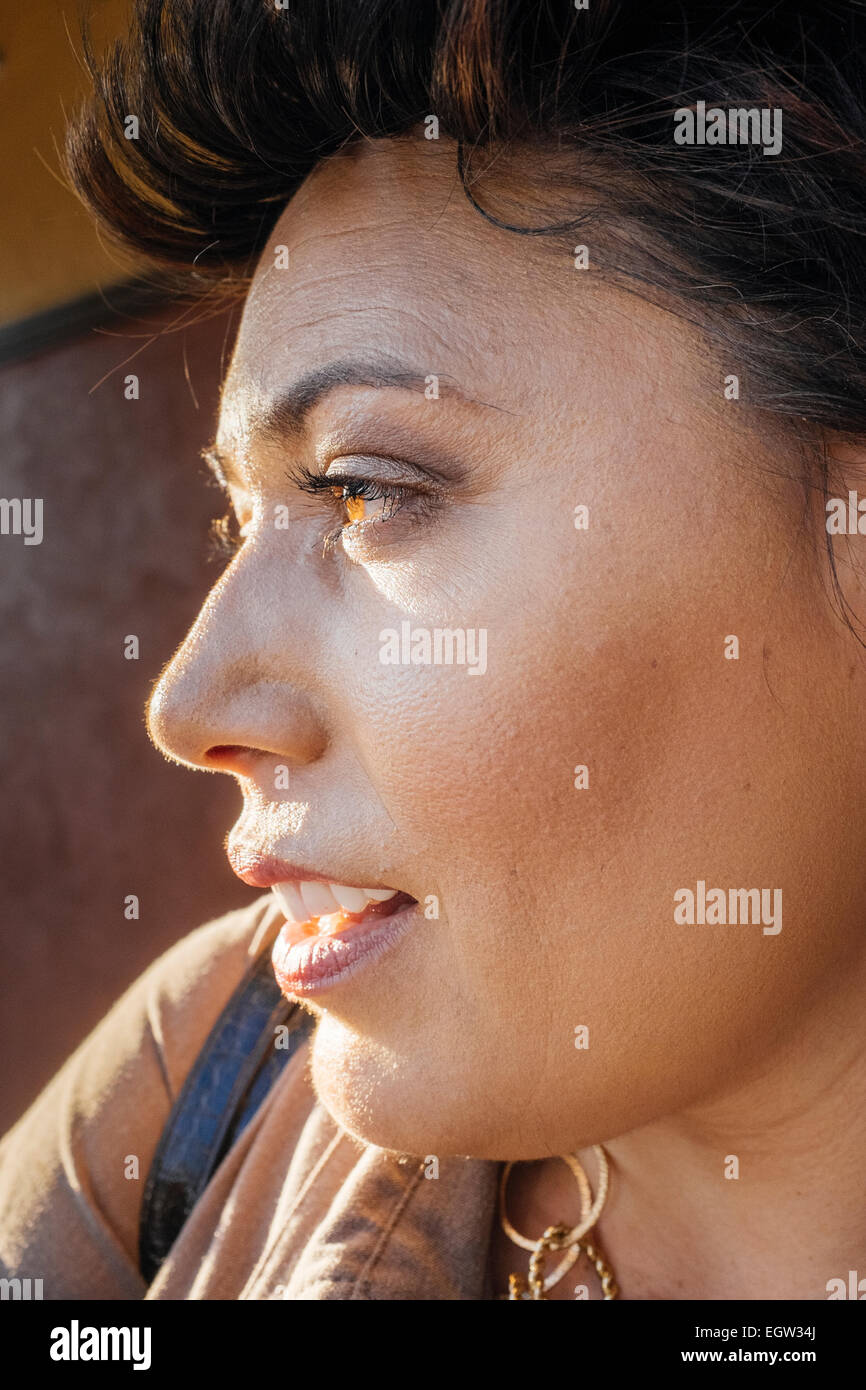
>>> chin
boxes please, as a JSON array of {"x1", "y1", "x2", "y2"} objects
[
  {"x1": 307, "y1": 1011, "x2": 623, "y2": 1161},
  {"x1": 308, "y1": 1014, "x2": 450, "y2": 1157}
]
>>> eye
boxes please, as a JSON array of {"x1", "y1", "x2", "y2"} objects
[
  {"x1": 326, "y1": 476, "x2": 406, "y2": 527},
  {"x1": 286, "y1": 460, "x2": 423, "y2": 553}
]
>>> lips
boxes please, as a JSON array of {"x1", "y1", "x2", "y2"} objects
[
  {"x1": 270, "y1": 890, "x2": 418, "y2": 995},
  {"x1": 227, "y1": 848, "x2": 419, "y2": 996}
]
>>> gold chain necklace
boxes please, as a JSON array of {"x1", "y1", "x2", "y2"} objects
[{"x1": 498, "y1": 1145, "x2": 619, "y2": 1300}]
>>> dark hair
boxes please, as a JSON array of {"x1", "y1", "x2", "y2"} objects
[
  {"x1": 67, "y1": 0, "x2": 866, "y2": 624},
  {"x1": 67, "y1": 0, "x2": 866, "y2": 436}
]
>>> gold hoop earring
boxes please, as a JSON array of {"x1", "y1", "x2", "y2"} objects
[{"x1": 499, "y1": 1145, "x2": 618, "y2": 1300}]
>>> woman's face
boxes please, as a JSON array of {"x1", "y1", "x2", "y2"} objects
[{"x1": 148, "y1": 135, "x2": 866, "y2": 1159}]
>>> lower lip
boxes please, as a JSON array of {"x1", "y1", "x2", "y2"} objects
[{"x1": 271, "y1": 900, "x2": 418, "y2": 997}]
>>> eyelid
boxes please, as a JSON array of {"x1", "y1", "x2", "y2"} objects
[
  {"x1": 287, "y1": 459, "x2": 440, "y2": 555},
  {"x1": 321, "y1": 454, "x2": 436, "y2": 488}
]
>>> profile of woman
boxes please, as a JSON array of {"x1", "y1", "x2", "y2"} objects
[{"x1": 1, "y1": 0, "x2": 865, "y2": 1302}]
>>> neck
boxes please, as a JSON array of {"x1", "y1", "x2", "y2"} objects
[
  {"x1": 593, "y1": 972, "x2": 866, "y2": 1300},
  {"x1": 494, "y1": 957, "x2": 866, "y2": 1301}
]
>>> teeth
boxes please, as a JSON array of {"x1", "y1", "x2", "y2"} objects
[
  {"x1": 273, "y1": 878, "x2": 401, "y2": 924},
  {"x1": 299, "y1": 880, "x2": 341, "y2": 917},
  {"x1": 271, "y1": 881, "x2": 308, "y2": 924},
  {"x1": 329, "y1": 882, "x2": 369, "y2": 913}
]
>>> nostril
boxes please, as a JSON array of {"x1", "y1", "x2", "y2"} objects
[{"x1": 204, "y1": 744, "x2": 259, "y2": 773}]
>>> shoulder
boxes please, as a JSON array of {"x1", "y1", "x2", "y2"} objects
[
  {"x1": 132, "y1": 892, "x2": 282, "y2": 1100},
  {"x1": 0, "y1": 892, "x2": 281, "y2": 1297}
]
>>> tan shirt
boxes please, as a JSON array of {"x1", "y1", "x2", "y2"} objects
[{"x1": 0, "y1": 895, "x2": 500, "y2": 1299}]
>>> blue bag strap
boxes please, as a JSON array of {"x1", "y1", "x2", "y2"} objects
[{"x1": 138, "y1": 938, "x2": 314, "y2": 1284}]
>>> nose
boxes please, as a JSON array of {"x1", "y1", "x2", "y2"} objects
[{"x1": 146, "y1": 554, "x2": 328, "y2": 778}]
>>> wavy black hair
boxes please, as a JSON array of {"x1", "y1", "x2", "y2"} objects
[{"x1": 67, "y1": 1, "x2": 866, "y2": 443}]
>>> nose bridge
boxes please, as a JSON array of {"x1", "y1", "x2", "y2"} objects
[{"x1": 146, "y1": 548, "x2": 326, "y2": 771}]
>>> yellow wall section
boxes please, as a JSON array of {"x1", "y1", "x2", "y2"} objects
[{"x1": 0, "y1": 0, "x2": 138, "y2": 325}]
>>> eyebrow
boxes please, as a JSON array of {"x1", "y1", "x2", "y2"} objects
[
  {"x1": 256, "y1": 357, "x2": 445, "y2": 441},
  {"x1": 204, "y1": 355, "x2": 509, "y2": 486}
]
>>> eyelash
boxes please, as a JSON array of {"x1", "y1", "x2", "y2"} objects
[
  {"x1": 288, "y1": 462, "x2": 412, "y2": 553},
  {"x1": 208, "y1": 462, "x2": 419, "y2": 562}
]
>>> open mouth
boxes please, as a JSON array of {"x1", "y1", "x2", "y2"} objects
[
  {"x1": 269, "y1": 881, "x2": 420, "y2": 996},
  {"x1": 270, "y1": 880, "x2": 417, "y2": 945}
]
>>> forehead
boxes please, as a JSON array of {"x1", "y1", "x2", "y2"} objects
[{"x1": 218, "y1": 136, "x2": 593, "y2": 446}]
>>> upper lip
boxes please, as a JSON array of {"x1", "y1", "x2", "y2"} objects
[{"x1": 227, "y1": 847, "x2": 396, "y2": 893}]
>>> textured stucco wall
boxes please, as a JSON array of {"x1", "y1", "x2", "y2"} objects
[{"x1": 0, "y1": 302, "x2": 261, "y2": 1130}]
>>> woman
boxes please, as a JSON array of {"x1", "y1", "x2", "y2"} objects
[{"x1": 1, "y1": 0, "x2": 865, "y2": 1301}]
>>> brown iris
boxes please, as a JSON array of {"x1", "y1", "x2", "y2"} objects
[{"x1": 331, "y1": 485, "x2": 366, "y2": 523}]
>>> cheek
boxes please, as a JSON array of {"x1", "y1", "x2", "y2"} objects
[
  {"x1": 342, "y1": 487, "x2": 764, "y2": 912},
  {"x1": 311, "y1": 443, "x2": 862, "y2": 1157}
]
